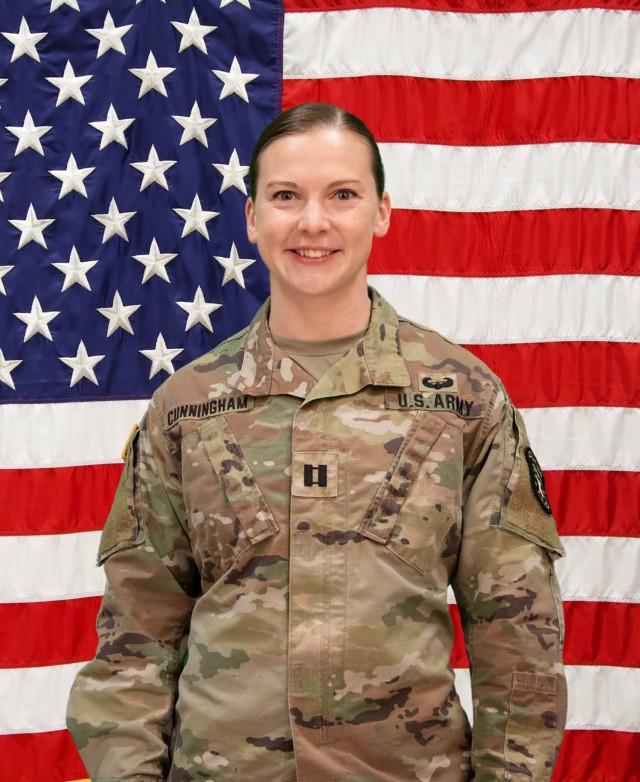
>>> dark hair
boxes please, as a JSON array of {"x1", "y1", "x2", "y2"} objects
[{"x1": 248, "y1": 102, "x2": 385, "y2": 200}]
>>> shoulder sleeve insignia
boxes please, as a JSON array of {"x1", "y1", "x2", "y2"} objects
[
  {"x1": 121, "y1": 423, "x2": 139, "y2": 462},
  {"x1": 524, "y1": 446, "x2": 552, "y2": 515}
]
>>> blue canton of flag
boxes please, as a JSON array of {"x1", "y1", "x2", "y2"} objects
[{"x1": 0, "y1": 0, "x2": 277, "y2": 402}]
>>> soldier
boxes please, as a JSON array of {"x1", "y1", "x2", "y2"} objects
[{"x1": 67, "y1": 103, "x2": 567, "y2": 781}]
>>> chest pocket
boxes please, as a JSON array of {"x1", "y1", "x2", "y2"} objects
[
  {"x1": 199, "y1": 416, "x2": 279, "y2": 548},
  {"x1": 357, "y1": 411, "x2": 458, "y2": 577}
]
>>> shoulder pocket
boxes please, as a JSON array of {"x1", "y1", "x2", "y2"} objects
[
  {"x1": 199, "y1": 416, "x2": 279, "y2": 545},
  {"x1": 358, "y1": 411, "x2": 448, "y2": 575},
  {"x1": 499, "y1": 409, "x2": 564, "y2": 559},
  {"x1": 98, "y1": 425, "x2": 146, "y2": 565}
]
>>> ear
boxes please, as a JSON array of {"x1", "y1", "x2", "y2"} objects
[
  {"x1": 373, "y1": 191, "x2": 391, "y2": 238},
  {"x1": 245, "y1": 198, "x2": 257, "y2": 244}
]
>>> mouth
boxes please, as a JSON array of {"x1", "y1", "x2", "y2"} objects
[{"x1": 290, "y1": 248, "x2": 337, "y2": 263}]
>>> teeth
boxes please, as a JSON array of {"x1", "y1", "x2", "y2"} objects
[{"x1": 297, "y1": 249, "x2": 332, "y2": 258}]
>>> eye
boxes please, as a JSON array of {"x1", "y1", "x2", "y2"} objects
[
  {"x1": 273, "y1": 190, "x2": 295, "y2": 201},
  {"x1": 335, "y1": 189, "x2": 357, "y2": 201}
]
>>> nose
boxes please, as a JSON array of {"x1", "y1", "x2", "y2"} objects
[{"x1": 298, "y1": 199, "x2": 329, "y2": 233}]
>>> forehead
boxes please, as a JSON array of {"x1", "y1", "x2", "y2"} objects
[{"x1": 258, "y1": 126, "x2": 374, "y2": 182}]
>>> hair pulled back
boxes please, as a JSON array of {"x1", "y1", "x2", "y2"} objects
[{"x1": 248, "y1": 103, "x2": 385, "y2": 200}]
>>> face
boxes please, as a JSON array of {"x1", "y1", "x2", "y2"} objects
[{"x1": 245, "y1": 126, "x2": 391, "y2": 306}]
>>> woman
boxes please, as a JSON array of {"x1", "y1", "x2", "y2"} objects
[{"x1": 68, "y1": 103, "x2": 566, "y2": 781}]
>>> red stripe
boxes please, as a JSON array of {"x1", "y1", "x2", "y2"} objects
[
  {"x1": 0, "y1": 730, "x2": 87, "y2": 782},
  {"x1": 5, "y1": 592, "x2": 638, "y2": 671},
  {"x1": 0, "y1": 729, "x2": 637, "y2": 782},
  {"x1": 2, "y1": 463, "x2": 638, "y2": 553},
  {"x1": 4, "y1": 598, "x2": 636, "y2": 671},
  {"x1": 0, "y1": 464, "x2": 122, "y2": 536},
  {"x1": 450, "y1": 602, "x2": 640, "y2": 669},
  {"x1": 369, "y1": 209, "x2": 640, "y2": 278},
  {"x1": 562, "y1": 602, "x2": 640, "y2": 668},
  {"x1": 464, "y1": 343, "x2": 640, "y2": 409},
  {"x1": 544, "y1": 470, "x2": 640, "y2": 538},
  {"x1": 283, "y1": 76, "x2": 640, "y2": 146},
  {"x1": 0, "y1": 598, "x2": 100, "y2": 668},
  {"x1": 552, "y1": 730, "x2": 640, "y2": 782},
  {"x1": 285, "y1": 0, "x2": 640, "y2": 13}
]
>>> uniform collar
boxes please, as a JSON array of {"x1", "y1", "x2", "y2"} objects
[{"x1": 233, "y1": 287, "x2": 410, "y2": 399}]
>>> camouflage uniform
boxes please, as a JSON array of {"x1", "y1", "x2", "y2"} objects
[{"x1": 67, "y1": 288, "x2": 567, "y2": 782}]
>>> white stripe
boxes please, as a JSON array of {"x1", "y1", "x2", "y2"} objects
[
  {"x1": 0, "y1": 531, "x2": 105, "y2": 603},
  {"x1": 3, "y1": 662, "x2": 637, "y2": 735},
  {"x1": 0, "y1": 398, "x2": 148, "y2": 469},
  {"x1": 379, "y1": 142, "x2": 640, "y2": 212},
  {"x1": 1, "y1": 405, "x2": 638, "y2": 475},
  {"x1": 555, "y1": 537, "x2": 640, "y2": 603},
  {"x1": 369, "y1": 274, "x2": 640, "y2": 345},
  {"x1": 0, "y1": 661, "x2": 85, "y2": 734},
  {"x1": 521, "y1": 407, "x2": 640, "y2": 472},
  {"x1": 454, "y1": 666, "x2": 640, "y2": 731},
  {"x1": 4, "y1": 530, "x2": 638, "y2": 606},
  {"x1": 284, "y1": 7, "x2": 640, "y2": 81}
]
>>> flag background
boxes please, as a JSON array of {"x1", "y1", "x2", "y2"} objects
[{"x1": 0, "y1": 1, "x2": 638, "y2": 780}]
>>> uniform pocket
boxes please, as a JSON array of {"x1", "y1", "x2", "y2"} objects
[
  {"x1": 357, "y1": 411, "x2": 457, "y2": 576},
  {"x1": 504, "y1": 671, "x2": 563, "y2": 781},
  {"x1": 199, "y1": 416, "x2": 279, "y2": 546}
]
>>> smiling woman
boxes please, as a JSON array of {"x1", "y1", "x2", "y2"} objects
[
  {"x1": 67, "y1": 104, "x2": 567, "y2": 782},
  {"x1": 245, "y1": 108, "x2": 391, "y2": 339}
]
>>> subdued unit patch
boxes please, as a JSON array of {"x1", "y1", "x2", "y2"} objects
[{"x1": 524, "y1": 447, "x2": 552, "y2": 514}]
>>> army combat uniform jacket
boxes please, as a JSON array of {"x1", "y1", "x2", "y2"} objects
[{"x1": 67, "y1": 289, "x2": 567, "y2": 782}]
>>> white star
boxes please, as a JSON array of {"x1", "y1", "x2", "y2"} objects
[
  {"x1": 132, "y1": 238, "x2": 177, "y2": 283},
  {"x1": 172, "y1": 101, "x2": 216, "y2": 146},
  {"x1": 214, "y1": 242, "x2": 256, "y2": 288},
  {"x1": 1, "y1": 17, "x2": 48, "y2": 63},
  {"x1": 129, "y1": 51, "x2": 175, "y2": 98},
  {"x1": 50, "y1": 0, "x2": 80, "y2": 12},
  {"x1": 174, "y1": 194, "x2": 219, "y2": 239},
  {"x1": 86, "y1": 12, "x2": 132, "y2": 58},
  {"x1": 220, "y1": 0, "x2": 251, "y2": 7},
  {"x1": 97, "y1": 291, "x2": 141, "y2": 336},
  {"x1": 51, "y1": 246, "x2": 99, "y2": 291},
  {"x1": 92, "y1": 198, "x2": 136, "y2": 243},
  {"x1": 177, "y1": 286, "x2": 222, "y2": 332},
  {"x1": 46, "y1": 60, "x2": 92, "y2": 106},
  {"x1": 49, "y1": 154, "x2": 95, "y2": 199},
  {"x1": 60, "y1": 341, "x2": 105, "y2": 387},
  {"x1": 13, "y1": 296, "x2": 60, "y2": 342},
  {"x1": 213, "y1": 148, "x2": 249, "y2": 194},
  {"x1": 89, "y1": 104, "x2": 135, "y2": 150},
  {"x1": 130, "y1": 145, "x2": 177, "y2": 191},
  {"x1": 212, "y1": 56, "x2": 258, "y2": 102},
  {"x1": 6, "y1": 110, "x2": 52, "y2": 156},
  {"x1": 8, "y1": 204, "x2": 55, "y2": 249},
  {"x1": 0, "y1": 265, "x2": 14, "y2": 295},
  {"x1": 171, "y1": 9, "x2": 216, "y2": 54},
  {"x1": 0, "y1": 349, "x2": 22, "y2": 390},
  {"x1": 140, "y1": 333, "x2": 183, "y2": 379},
  {"x1": 0, "y1": 172, "x2": 11, "y2": 203}
]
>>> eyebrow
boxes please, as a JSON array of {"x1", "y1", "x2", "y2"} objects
[{"x1": 264, "y1": 179, "x2": 364, "y2": 189}]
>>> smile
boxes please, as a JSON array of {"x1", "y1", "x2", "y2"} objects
[{"x1": 295, "y1": 249, "x2": 334, "y2": 259}]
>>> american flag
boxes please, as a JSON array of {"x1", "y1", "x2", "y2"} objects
[{"x1": 0, "y1": 1, "x2": 638, "y2": 780}]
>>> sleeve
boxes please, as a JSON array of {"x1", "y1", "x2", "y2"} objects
[
  {"x1": 451, "y1": 387, "x2": 567, "y2": 782},
  {"x1": 66, "y1": 398, "x2": 199, "y2": 782}
]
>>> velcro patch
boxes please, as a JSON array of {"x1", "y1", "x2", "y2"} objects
[
  {"x1": 418, "y1": 372, "x2": 458, "y2": 393},
  {"x1": 166, "y1": 395, "x2": 253, "y2": 429}
]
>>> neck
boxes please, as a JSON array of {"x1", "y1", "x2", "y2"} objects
[{"x1": 268, "y1": 287, "x2": 372, "y2": 341}]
